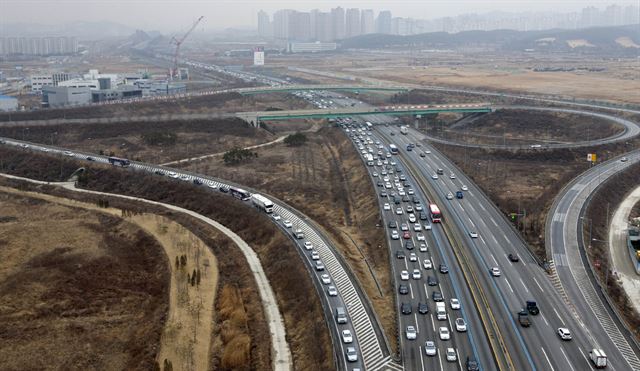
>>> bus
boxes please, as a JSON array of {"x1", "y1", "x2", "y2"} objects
[
  {"x1": 108, "y1": 156, "x2": 130, "y2": 167},
  {"x1": 429, "y1": 204, "x2": 442, "y2": 223},
  {"x1": 229, "y1": 187, "x2": 251, "y2": 201},
  {"x1": 389, "y1": 144, "x2": 398, "y2": 155}
]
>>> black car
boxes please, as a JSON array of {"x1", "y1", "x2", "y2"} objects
[
  {"x1": 388, "y1": 221, "x2": 397, "y2": 228},
  {"x1": 394, "y1": 196, "x2": 401, "y2": 205},
  {"x1": 508, "y1": 253, "x2": 520, "y2": 262},
  {"x1": 380, "y1": 191, "x2": 388, "y2": 197},
  {"x1": 439, "y1": 264, "x2": 449, "y2": 274},
  {"x1": 412, "y1": 196, "x2": 420, "y2": 204},
  {"x1": 466, "y1": 357, "x2": 480, "y2": 371},
  {"x1": 377, "y1": 180, "x2": 384, "y2": 187},
  {"x1": 219, "y1": 186, "x2": 229, "y2": 193},
  {"x1": 405, "y1": 240, "x2": 414, "y2": 250},
  {"x1": 86, "y1": 156, "x2": 95, "y2": 161},
  {"x1": 419, "y1": 212, "x2": 428, "y2": 221},
  {"x1": 403, "y1": 181, "x2": 411, "y2": 187},
  {"x1": 427, "y1": 275, "x2": 438, "y2": 286},
  {"x1": 402, "y1": 195, "x2": 410, "y2": 202},
  {"x1": 154, "y1": 170, "x2": 165, "y2": 176},
  {"x1": 398, "y1": 284, "x2": 409, "y2": 295},
  {"x1": 401, "y1": 302, "x2": 412, "y2": 315},
  {"x1": 420, "y1": 152, "x2": 426, "y2": 157},
  {"x1": 418, "y1": 302, "x2": 429, "y2": 314},
  {"x1": 399, "y1": 175, "x2": 407, "y2": 181},
  {"x1": 396, "y1": 250, "x2": 405, "y2": 259},
  {"x1": 193, "y1": 178, "x2": 203, "y2": 185},
  {"x1": 432, "y1": 291, "x2": 443, "y2": 302}
]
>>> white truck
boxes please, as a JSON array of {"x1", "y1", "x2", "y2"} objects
[
  {"x1": 436, "y1": 302, "x2": 447, "y2": 320},
  {"x1": 400, "y1": 126, "x2": 408, "y2": 135},
  {"x1": 365, "y1": 153, "x2": 374, "y2": 166},
  {"x1": 589, "y1": 349, "x2": 607, "y2": 368},
  {"x1": 251, "y1": 194, "x2": 274, "y2": 213}
]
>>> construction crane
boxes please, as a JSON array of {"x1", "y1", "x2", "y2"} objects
[{"x1": 170, "y1": 16, "x2": 204, "y2": 79}]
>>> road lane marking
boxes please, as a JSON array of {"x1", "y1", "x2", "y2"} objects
[
  {"x1": 519, "y1": 278, "x2": 529, "y2": 293},
  {"x1": 533, "y1": 276, "x2": 544, "y2": 293},
  {"x1": 542, "y1": 314, "x2": 549, "y2": 326},
  {"x1": 490, "y1": 217, "x2": 498, "y2": 227},
  {"x1": 560, "y1": 347, "x2": 576, "y2": 371},
  {"x1": 505, "y1": 279, "x2": 514, "y2": 293},
  {"x1": 419, "y1": 345, "x2": 426, "y2": 371},
  {"x1": 541, "y1": 347, "x2": 556, "y2": 371},
  {"x1": 410, "y1": 282, "x2": 414, "y2": 299},
  {"x1": 414, "y1": 313, "x2": 420, "y2": 334},
  {"x1": 553, "y1": 308, "x2": 563, "y2": 323}
]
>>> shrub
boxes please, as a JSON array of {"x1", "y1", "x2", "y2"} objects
[
  {"x1": 284, "y1": 132, "x2": 307, "y2": 147},
  {"x1": 222, "y1": 147, "x2": 258, "y2": 165}
]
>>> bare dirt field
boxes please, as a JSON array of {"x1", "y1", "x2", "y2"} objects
[
  {"x1": 0, "y1": 189, "x2": 169, "y2": 371},
  {"x1": 177, "y1": 126, "x2": 396, "y2": 352}
]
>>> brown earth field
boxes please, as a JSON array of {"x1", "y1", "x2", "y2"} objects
[
  {"x1": 176, "y1": 126, "x2": 397, "y2": 353},
  {"x1": 0, "y1": 190, "x2": 169, "y2": 371},
  {"x1": 583, "y1": 162, "x2": 640, "y2": 341},
  {"x1": 426, "y1": 109, "x2": 624, "y2": 145},
  {"x1": 0, "y1": 150, "x2": 333, "y2": 371},
  {"x1": 432, "y1": 136, "x2": 640, "y2": 260}
]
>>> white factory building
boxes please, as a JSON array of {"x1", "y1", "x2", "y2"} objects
[{"x1": 0, "y1": 95, "x2": 18, "y2": 111}]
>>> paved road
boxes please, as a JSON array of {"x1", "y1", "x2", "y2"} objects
[
  {"x1": 547, "y1": 149, "x2": 640, "y2": 371},
  {"x1": 0, "y1": 172, "x2": 293, "y2": 371},
  {"x1": 0, "y1": 138, "x2": 399, "y2": 371}
]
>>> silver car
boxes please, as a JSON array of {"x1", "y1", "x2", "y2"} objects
[{"x1": 424, "y1": 341, "x2": 437, "y2": 356}]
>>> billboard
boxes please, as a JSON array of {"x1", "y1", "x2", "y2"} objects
[{"x1": 253, "y1": 46, "x2": 264, "y2": 66}]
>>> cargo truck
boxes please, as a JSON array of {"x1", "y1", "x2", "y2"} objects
[
  {"x1": 251, "y1": 194, "x2": 274, "y2": 213},
  {"x1": 589, "y1": 349, "x2": 607, "y2": 368},
  {"x1": 436, "y1": 302, "x2": 447, "y2": 320},
  {"x1": 365, "y1": 153, "x2": 374, "y2": 166},
  {"x1": 400, "y1": 126, "x2": 408, "y2": 135}
]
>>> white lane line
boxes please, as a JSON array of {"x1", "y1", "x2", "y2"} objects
[
  {"x1": 490, "y1": 217, "x2": 498, "y2": 227},
  {"x1": 542, "y1": 314, "x2": 550, "y2": 326},
  {"x1": 431, "y1": 314, "x2": 436, "y2": 332},
  {"x1": 490, "y1": 254, "x2": 498, "y2": 266},
  {"x1": 419, "y1": 345, "x2": 426, "y2": 371},
  {"x1": 505, "y1": 279, "x2": 514, "y2": 293},
  {"x1": 533, "y1": 276, "x2": 544, "y2": 293},
  {"x1": 560, "y1": 347, "x2": 576, "y2": 371},
  {"x1": 519, "y1": 278, "x2": 529, "y2": 293},
  {"x1": 541, "y1": 347, "x2": 556, "y2": 371},
  {"x1": 553, "y1": 308, "x2": 563, "y2": 323},
  {"x1": 410, "y1": 283, "x2": 414, "y2": 299},
  {"x1": 438, "y1": 352, "x2": 444, "y2": 371},
  {"x1": 414, "y1": 313, "x2": 420, "y2": 334}
]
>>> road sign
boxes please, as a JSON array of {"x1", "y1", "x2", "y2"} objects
[{"x1": 587, "y1": 153, "x2": 597, "y2": 162}]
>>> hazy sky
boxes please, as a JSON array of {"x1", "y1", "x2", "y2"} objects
[{"x1": 1, "y1": 1, "x2": 636, "y2": 32}]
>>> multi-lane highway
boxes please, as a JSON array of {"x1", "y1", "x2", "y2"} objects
[{"x1": 0, "y1": 137, "x2": 400, "y2": 371}]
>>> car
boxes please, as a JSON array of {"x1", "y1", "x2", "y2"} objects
[
  {"x1": 423, "y1": 259, "x2": 433, "y2": 269},
  {"x1": 315, "y1": 261, "x2": 325, "y2": 271},
  {"x1": 419, "y1": 243, "x2": 428, "y2": 252},
  {"x1": 427, "y1": 275, "x2": 438, "y2": 286},
  {"x1": 439, "y1": 264, "x2": 449, "y2": 274},
  {"x1": 398, "y1": 284, "x2": 409, "y2": 295},
  {"x1": 403, "y1": 231, "x2": 411, "y2": 239},
  {"x1": 86, "y1": 156, "x2": 95, "y2": 161},
  {"x1": 405, "y1": 240, "x2": 414, "y2": 250},
  {"x1": 424, "y1": 224, "x2": 432, "y2": 231},
  {"x1": 342, "y1": 329, "x2": 353, "y2": 343},
  {"x1": 372, "y1": 172, "x2": 378, "y2": 177},
  {"x1": 557, "y1": 327, "x2": 572, "y2": 340},
  {"x1": 420, "y1": 152, "x2": 426, "y2": 157},
  {"x1": 450, "y1": 298, "x2": 461, "y2": 310},
  {"x1": 402, "y1": 195, "x2": 410, "y2": 202},
  {"x1": 400, "y1": 222, "x2": 409, "y2": 231},
  {"x1": 432, "y1": 291, "x2": 443, "y2": 302},
  {"x1": 469, "y1": 231, "x2": 478, "y2": 238},
  {"x1": 385, "y1": 183, "x2": 392, "y2": 189},
  {"x1": 283, "y1": 220, "x2": 293, "y2": 228},
  {"x1": 416, "y1": 233, "x2": 425, "y2": 241},
  {"x1": 406, "y1": 326, "x2": 417, "y2": 340},
  {"x1": 395, "y1": 207, "x2": 403, "y2": 215},
  {"x1": 413, "y1": 223, "x2": 422, "y2": 231},
  {"x1": 412, "y1": 269, "x2": 422, "y2": 280},
  {"x1": 398, "y1": 189, "x2": 406, "y2": 196},
  {"x1": 490, "y1": 267, "x2": 501, "y2": 277},
  {"x1": 446, "y1": 192, "x2": 454, "y2": 200},
  {"x1": 391, "y1": 230, "x2": 400, "y2": 240},
  {"x1": 311, "y1": 251, "x2": 320, "y2": 260},
  {"x1": 328, "y1": 286, "x2": 338, "y2": 296},
  {"x1": 408, "y1": 189, "x2": 415, "y2": 195},
  {"x1": 424, "y1": 341, "x2": 437, "y2": 356},
  {"x1": 409, "y1": 253, "x2": 417, "y2": 262},
  {"x1": 388, "y1": 221, "x2": 397, "y2": 229},
  {"x1": 377, "y1": 180, "x2": 384, "y2": 187},
  {"x1": 406, "y1": 205, "x2": 413, "y2": 212},
  {"x1": 383, "y1": 203, "x2": 391, "y2": 210},
  {"x1": 219, "y1": 186, "x2": 229, "y2": 193},
  {"x1": 193, "y1": 178, "x2": 203, "y2": 185},
  {"x1": 180, "y1": 175, "x2": 189, "y2": 181},
  {"x1": 272, "y1": 213, "x2": 281, "y2": 221},
  {"x1": 466, "y1": 356, "x2": 480, "y2": 371},
  {"x1": 321, "y1": 274, "x2": 331, "y2": 284},
  {"x1": 508, "y1": 253, "x2": 520, "y2": 262},
  {"x1": 396, "y1": 250, "x2": 405, "y2": 259},
  {"x1": 621, "y1": 157, "x2": 628, "y2": 162},
  {"x1": 380, "y1": 191, "x2": 388, "y2": 197},
  {"x1": 303, "y1": 241, "x2": 313, "y2": 250},
  {"x1": 432, "y1": 174, "x2": 439, "y2": 180},
  {"x1": 400, "y1": 270, "x2": 410, "y2": 280},
  {"x1": 418, "y1": 302, "x2": 429, "y2": 314},
  {"x1": 450, "y1": 173, "x2": 456, "y2": 179},
  {"x1": 461, "y1": 185, "x2": 468, "y2": 191},
  {"x1": 346, "y1": 347, "x2": 358, "y2": 362},
  {"x1": 425, "y1": 150, "x2": 431, "y2": 154},
  {"x1": 455, "y1": 317, "x2": 467, "y2": 332},
  {"x1": 401, "y1": 302, "x2": 412, "y2": 314},
  {"x1": 63, "y1": 150, "x2": 74, "y2": 156},
  {"x1": 439, "y1": 326, "x2": 450, "y2": 340},
  {"x1": 446, "y1": 348, "x2": 457, "y2": 362},
  {"x1": 168, "y1": 171, "x2": 178, "y2": 178}
]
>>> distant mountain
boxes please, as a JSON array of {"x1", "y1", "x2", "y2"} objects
[
  {"x1": 118, "y1": 30, "x2": 170, "y2": 50},
  {"x1": 340, "y1": 25, "x2": 640, "y2": 55},
  {"x1": 2, "y1": 21, "x2": 137, "y2": 40}
]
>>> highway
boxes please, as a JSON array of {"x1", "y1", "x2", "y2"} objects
[
  {"x1": 0, "y1": 137, "x2": 400, "y2": 371},
  {"x1": 547, "y1": 149, "x2": 640, "y2": 371}
]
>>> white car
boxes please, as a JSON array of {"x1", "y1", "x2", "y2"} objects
[
  {"x1": 168, "y1": 171, "x2": 178, "y2": 178},
  {"x1": 342, "y1": 329, "x2": 353, "y2": 343},
  {"x1": 398, "y1": 189, "x2": 406, "y2": 196},
  {"x1": 391, "y1": 230, "x2": 400, "y2": 240},
  {"x1": 439, "y1": 326, "x2": 450, "y2": 340},
  {"x1": 455, "y1": 317, "x2": 467, "y2": 332},
  {"x1": 413, "y1": 223, "x2": 422, "y2": 231},
  {"x1": 450, "y1": 173, "x2": 456, "y2": 179},
  {"x1": 424, "y1": 341, "x2": 437, "y2": 356},
  {"x1": 419, "y1": 243, "x2": 427, "y2": 252},
  {"x1": 372, "y1": 172, "x2": 378, "y2": 177},
  {"x1": 424, "y1": 224, "x2": 432, "y2": 231},
  {"x1": 283, "y1": 220, "x2": 293, "y2": 228},
  {"x1": 461, "y1": 185, "x2": 468, "y2": 191},
  {"x1": 383, "y1": 203, "x2": 391, "y2": 211},
  {"x1": 423, "y1": 259, "x2": 433, "y2": 269},
  {"x1": 303, "y1": 241, "x2": 313, "y2": 250},
  {"x1": 346, "y1": 347, "x2": 358, "y2": 362},
  {"x1": 406, "y1": 326, "x2": 417, "y2": 340},
  {"x1": 320, "y1": 274, "x2": 331, "y2": 284},
  {"x1": 446, "y1": 348, "x2": 457, "y2": 362},
  {"x1": 396, "y1": 207, "x2": 403, "y2": 215},
  {"x1": 450, "y1": 298, "x2": 461, "y2": 310},
  {"x1": 416, "y1": 233, "x2": 425, "y2": 241},
  {"x1": 557, "y1": 327, "x2": 572, "y2": 340},
  {"x1": 446, "y1": 192, "x2": 454, "y2": 200},
  {"x1": 490, "y1": 267, "x2": 501, "y2": 277},
  {"x1": 432, "y1": 174, "x2": 439, "y2": 179},
  {"x1": 425, "y1": 150, "x2": 431, "y2": 154},
  {"x1": 400, "y1": 270, "x2": 410, "y2": 280},
  {"x1": 412, "y1": 269, "x2": 421, "y2": 280},
  {"x1": 469, "y1": 231, "x2": 478, "y2": 238},
  {"x1": 311, "y1": 251, "x2": 320, "y2": 260},
  {"x1": 327, "y1": 286, "x2": 338, "y2": 296},
  {"x1": 272, "y1": 213, "x2": 281, "y2": 221},
  {"x1": 408, "y1": 214, "x2": 416, "y2": 223},
  {"x1": 409, "y1": 253, "x2": 417, "y2": 262}
]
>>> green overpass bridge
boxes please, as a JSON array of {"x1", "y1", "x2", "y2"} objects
[
  {"x1": 237, "y1": 84, "x2": 410, "y2": 95},
  {"x1": 236, "y1": 103, "x2": 492, "y2": 126}
]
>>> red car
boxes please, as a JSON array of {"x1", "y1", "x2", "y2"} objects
[{"x1": 403, "y1": 231, "x2": 411, "y2": 239}]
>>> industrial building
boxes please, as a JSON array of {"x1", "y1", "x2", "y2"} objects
[
  {"x1": 0, "y1": 95, "x2": 18, "y2": 111},
  {"x1": 287, "y1": 42, "x2": 337, "y2": 53},
  {"x1": 42, "y1": 86, "x2": 92, "y2": 107}
]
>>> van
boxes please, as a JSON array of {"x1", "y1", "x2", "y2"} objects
[
  {"x1": 436, "y1": 302, "x2": 447, "y2": 320},
  {"x1": 336, "y1": 307, "x2": 348, "y2": 324},
  {"x1": 436, "y1": 168, "x2": 444, "y2": 175}
]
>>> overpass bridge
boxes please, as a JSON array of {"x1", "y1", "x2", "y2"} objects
[
  {"x1": 236, "y1": 103, "x2": 493, "y2": 126},
  {"x1": 236, "y1": 84, "x2": 410, "y2": 95}
]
